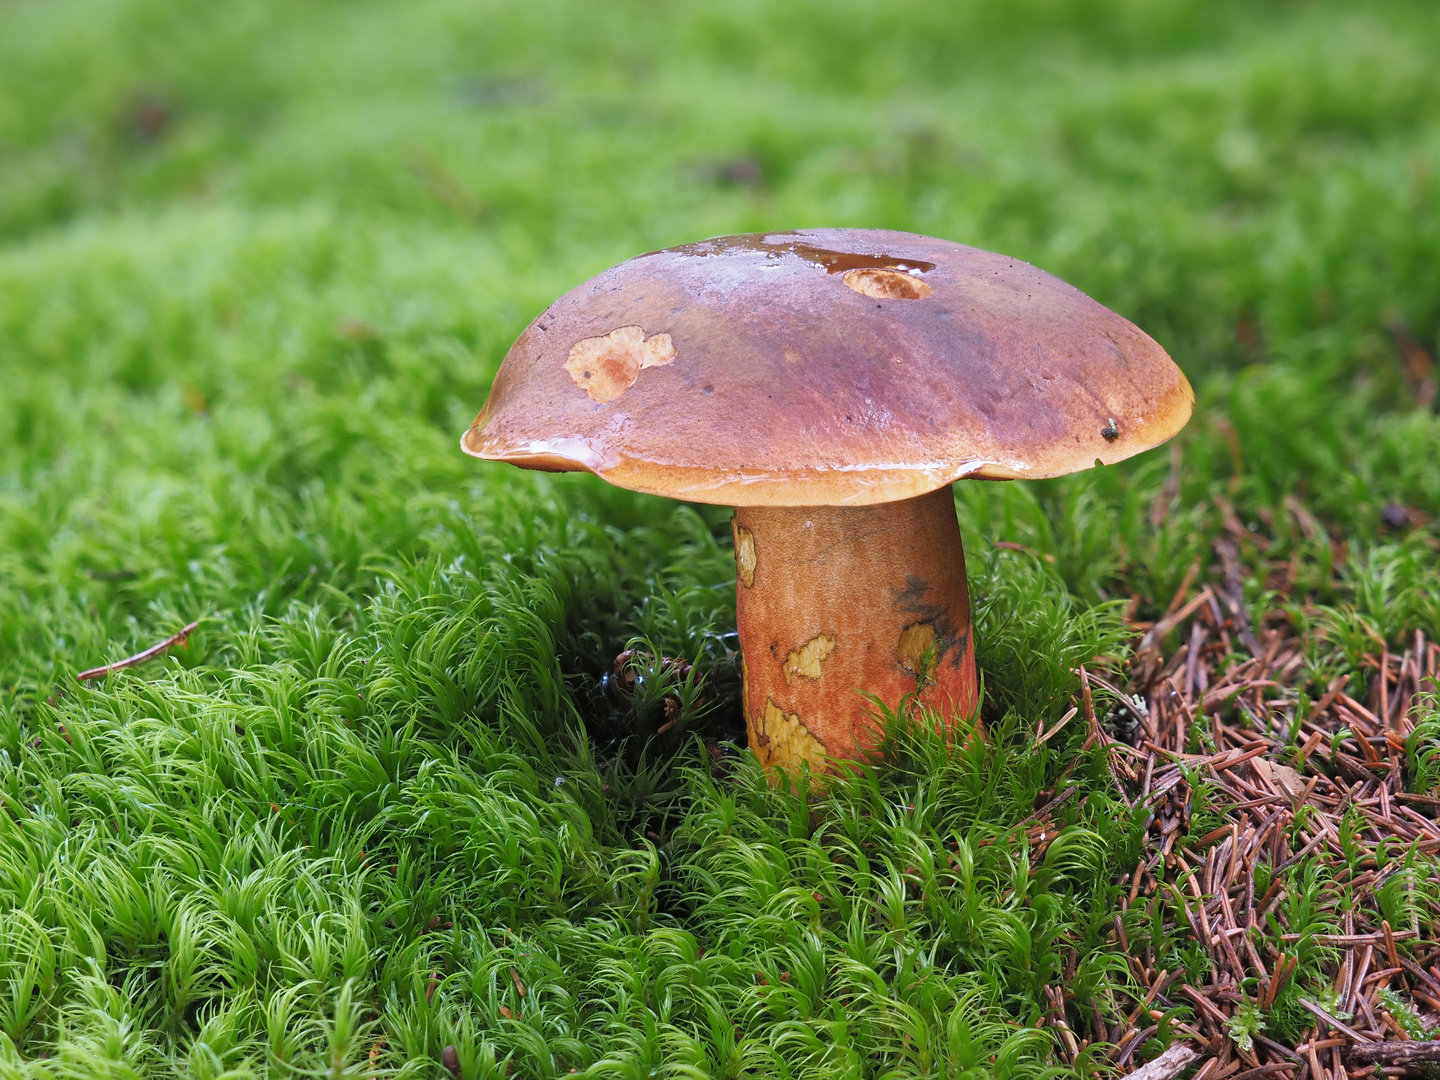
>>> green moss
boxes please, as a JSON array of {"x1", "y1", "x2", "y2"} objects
[{"x1": 1, "y1": 0, "x2": 1439, "y2": 1074}]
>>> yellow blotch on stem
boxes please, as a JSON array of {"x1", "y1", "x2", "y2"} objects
[
  {"x1": 897, "y1": 622, "x2": 938, "y2": 685},
  {"x1": 752, "y1": 699, "x2": 826, "y2": 773},
  {"x1": 734, "y1": 524, "x2": 756, "y2": 588},
  {"x1": 782, "y1": 634, "x2": 836, "y2": 685}
]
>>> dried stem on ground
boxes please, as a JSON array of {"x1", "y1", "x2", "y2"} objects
[{"x1": 75, "y1": 620, "x2": 201, "y2": 681}]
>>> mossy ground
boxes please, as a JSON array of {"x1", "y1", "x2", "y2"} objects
[{"x1": 1, "y1": 1, "x2": 1438, "y2": 1076}]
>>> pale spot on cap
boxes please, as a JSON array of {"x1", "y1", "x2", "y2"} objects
[
  {"x1": 563, "y1": 325, "x2": 675, "y2": 403},
  {"x1": 843, "y1": 267, "x2": 932, "y2": 300}
]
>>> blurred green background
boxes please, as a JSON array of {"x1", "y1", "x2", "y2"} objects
[{"x1": 1, "y1": 1, "x2": 1438, "y2": 1076}]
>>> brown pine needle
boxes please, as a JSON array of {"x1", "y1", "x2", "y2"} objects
[{"x1": 76, "y1": 621, "x2": 201, "y2": 681}]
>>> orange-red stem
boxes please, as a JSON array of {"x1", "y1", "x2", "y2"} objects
[{"x1": 732, "y1": 485, "x2": 978, "y2": 775}]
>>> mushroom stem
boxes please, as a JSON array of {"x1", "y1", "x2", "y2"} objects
[{"x1": 732, "y1": 485, "x2": 978, "y2": 775}]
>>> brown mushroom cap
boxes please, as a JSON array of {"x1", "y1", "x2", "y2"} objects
[{"x1": 463, "y1": 229, "x2": 1194, "y2": 507}]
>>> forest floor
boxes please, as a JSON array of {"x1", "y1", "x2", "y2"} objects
[{"x1": 1, "y1": 0, "x2": 1439, "y2": 1076}]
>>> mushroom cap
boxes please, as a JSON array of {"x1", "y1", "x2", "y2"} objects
[{"x1": 463, "y1": 229, "x2": 1194, "y2": 507}]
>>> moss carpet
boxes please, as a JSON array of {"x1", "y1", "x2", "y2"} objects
[{"x1": 1, "y1": 1, "x2": 1438, "y2": 1075}]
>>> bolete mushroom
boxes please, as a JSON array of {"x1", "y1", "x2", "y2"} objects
[{"x1": 462, "y1": 230, "x2": 1192, "y2": 774}]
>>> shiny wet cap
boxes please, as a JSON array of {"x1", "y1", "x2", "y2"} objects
[{"x1": 462, "y1": 229, "x2": 1194, "y2": 506}]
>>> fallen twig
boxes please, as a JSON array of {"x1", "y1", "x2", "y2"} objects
[
  {"x1": 1127, "y1": 1043, "x2": 1200, "y2": 1080},
  {"x1": 76, "y1": 621, "x2": 201, "y2": 681},
  {"x1": 1347, "y1": 1041, "x2": 1440, "y2": 1065}
]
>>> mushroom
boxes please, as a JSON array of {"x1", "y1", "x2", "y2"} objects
[{"x1": 462, "y1": 230, "x2": 1193, "y2": 775}]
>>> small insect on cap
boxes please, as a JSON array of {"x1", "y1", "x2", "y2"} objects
[{"x1": 463, "y1": 228, "x2": 1194, "y2": 506}]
